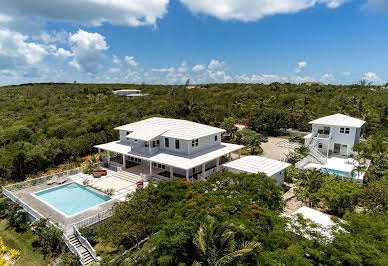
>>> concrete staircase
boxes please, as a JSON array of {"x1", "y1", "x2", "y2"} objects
[
  {"x1": 113, "y1": 170, "x2": 143, "y2": 183},
  {"x1": 68, "y1": 234, "x2": 96, "y2": 265}
]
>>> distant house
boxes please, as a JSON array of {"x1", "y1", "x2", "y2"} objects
[
  {"x1": 297, "y1": 114, "x2": 367, "y2": 181},
  {"x1": 303, "y1": 82, "x2": 323, "y2": 86},
  {"x1": 112, "y1": 89, "x2": 149, "y2": 97},
  {"x1": 186, "y1": 85, "x2": 204, "y2": 89},
  {"x1": 222, "y1": 156, "x2": 291, "y2": 186}
]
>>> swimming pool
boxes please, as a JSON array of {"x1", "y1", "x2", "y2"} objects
[
  {"x1": 321, "y1": 168, "x2": 357, "y2": 178},
  {"x1": 35, "y1": 183, "x2": 111, "y2": 216}
]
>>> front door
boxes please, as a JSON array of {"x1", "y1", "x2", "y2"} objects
[
  {"x1": 340, "y1": 145, "x2": 348, "y2": 156},
  {"x1": 333, "y1": 143, "x2": 341, "y2": 154}
]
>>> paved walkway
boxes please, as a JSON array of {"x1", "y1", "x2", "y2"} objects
[
  {"x1": 261, "y1": 137, "x2": 297, "y2": 161},
  {"x1": 276, "y1": 140, "x2": 301, "y2": 149}
]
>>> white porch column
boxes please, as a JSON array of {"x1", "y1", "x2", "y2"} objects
[
  {"x1": 186, "y1": 169, "x2": 189, "y2": 181},
  {"x1": 202, "y1": 164, "x2": 206, "y2": 179},
  {"x1": 228, "y1": 153, "x2": 232, "y2": 161},
  {"x1": 238, "y1": 149, "x2": 241, "y2": 159},
  {"x1": 216, "y1": 157, "x2": 220, "y2": 171},
  {"x1": 170, "y1": 167, "x2": 174, "y2": 180},
  {"x1": 98, "y1": 148, "x2": 101, "y2": 161},
  {"x1": 107, "y1": 151, "x2": 110, "y2": 164},
  {"x1": 149, "y1": 161, "x2": 153, "y2": 177},
  {"x1": 122, "y1": 154, "x2": 126, "y2": 168},
  {"x1": 148, "y1": 141, "x2": 151, "y2": 153}
]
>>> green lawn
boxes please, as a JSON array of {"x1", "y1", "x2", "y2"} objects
[{"x1": 0, "y1": 219, "x2": 53, "y2": 266}]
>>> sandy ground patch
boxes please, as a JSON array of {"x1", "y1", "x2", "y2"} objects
[{"x1": 261, "y1": 137, "x2": 296, "y2": 161}]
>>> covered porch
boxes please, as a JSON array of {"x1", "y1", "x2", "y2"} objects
[{"x1": 95, "y1": 141, "x2": 243, "y2": 182}]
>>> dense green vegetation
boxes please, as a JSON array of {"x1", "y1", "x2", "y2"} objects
[
  {"x1": 0, "y1": 82, "x2": 387, "y2": 182},
  {"x1": 89, "y1": 171, "x2": 388, "y2": 265}
]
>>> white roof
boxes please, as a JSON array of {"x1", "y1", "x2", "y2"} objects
[
  {"x1": 115, "y1": 117, "x2": 226, "y2": 140},
  {"x1": 222, "y1": 156, "x2": 290, "y2": 177},
  {"x1": 287, "y1": 207, "x2": 342, "y2": 240},
  {"x1": 94, "y1": 141, "x2": 243, "y2": 170},
  {"x1": 126, "y1": 128, "x2": 167, "y2": 141},
  {"x1": 113, "y1": 89, "x2": 140, "y2": 93},
  {"x1": 309, "y1": 114, "x2": 365, "y2": 128}
]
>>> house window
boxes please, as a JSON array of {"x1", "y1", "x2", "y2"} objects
[
  {"x1": 340, "y1": 127, "x2": 350, "y2": 134},
  {"x1": 318, "y1": 143, "x2": 323, "y2": 149},
  {"x1": 175, "y1": 139, "x2": 180, "y2": 149},
  {"x1": 192, "y1": 139, "x2": 199, "y2": 147},
  {"x1": 145, "y1": 142, "x2": 149, "y2": 147},
  {"x1": 152, "y1": 141, "x2": 156, "y2": 148},
  {"x1": 165, "y1": 138, "x2": 169, "y2": 148},
  {"x1": 215, "y1": 135, "x2": 218, "y2": 141},
  {"x1": 156, "y1": 140, "x2": 160, "y2": 146}
]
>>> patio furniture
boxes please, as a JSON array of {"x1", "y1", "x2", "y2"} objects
[
  {"x1": 93, "y1": 173, "x2": 102, "y2": 179},
  {"x1": 136, "y1": 180, "x2": 144, "y2": 191},
  {"x1": 57, "y1": 177, "x2": 67, "y2": 184},
  {"x1": 93, "y1": 169, "x2": 107, "y2": 176},
  {"x1": 46, "y1": 178, "x2": 56, "y2": 185}
]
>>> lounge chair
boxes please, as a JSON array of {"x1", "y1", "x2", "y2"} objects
[
  {"x1": 57, "y1": 177, "x2": 67, "y2": 184},
  {"x1": 46, "y1": 178, "x2": 56, "y2": 185}
]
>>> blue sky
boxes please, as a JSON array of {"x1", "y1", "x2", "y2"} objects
[{"x1": 0, "y1": 0, "x2": 388, "y2": 85}]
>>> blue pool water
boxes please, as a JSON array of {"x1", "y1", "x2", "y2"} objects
[
  {"x1": 321, "y1": 168, "x2": 357, "y2": 178},
  {"x1": 35, "y1": 183, "x2": 110, "y2": 216}
]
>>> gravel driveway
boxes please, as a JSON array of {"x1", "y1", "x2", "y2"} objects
[{"x1": 261, "y1": 137, "x2": 296, "y2": 161}]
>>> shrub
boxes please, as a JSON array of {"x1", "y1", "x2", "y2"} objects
[
  {"x1": 0, "y1": 198, "x2": 10, "y2": 219},
  {"x1": 33, "y1": 218, "x2": 63, "y2": 256},
  {"x1": 7, "y1": 205, "x2": 30, "y2": 232},
  {"x1": 79, "y1": 226, "x2": 98, "y2": 246}
]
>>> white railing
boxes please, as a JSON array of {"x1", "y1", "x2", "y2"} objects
[
  {"x1": 73, "y1": 209, "x2": 113, "y2": 229},
  {"x1": 73, "y1": 225, "x2": 98, "y2": 261},
  {"x1": 151, "y1": 174, "x2": 171, "y2": 182},
  {"x1": 310, "y1": 147, "x2": 327, "y2": 164},
  {"x1": 63, "y1": 233, "x2": 85, "y2": 265},
  {"x1": 197, "y1": 167, "x2": 221, "y2": 180},
  {"x1": 4, "y1": 167, "x2": 86, "y2": 192},
  {"x1": 2, "y1": 187, "x2": 44, "y2": 220}
]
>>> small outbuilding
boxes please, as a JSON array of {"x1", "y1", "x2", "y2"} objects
[{"x1": 222, "y1": 156, "x2": 291, "y2": 186}]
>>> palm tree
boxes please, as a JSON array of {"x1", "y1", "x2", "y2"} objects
[{"x1": 193, "y1": 216, "x2": 260, "y2": 266}]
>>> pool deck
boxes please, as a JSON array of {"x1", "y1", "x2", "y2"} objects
[
  {"x1": 304, "y1": 156, "x2": 365, "y2": 181},
  {"x1": 13, "y1": 179, "x2": 119, "y2": 235}
]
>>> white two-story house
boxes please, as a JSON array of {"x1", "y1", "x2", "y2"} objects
[
  {"x1": 303, "y1": 114, "x2": 365, "y2": 158},
  {"x1": 95, "y1": 117, "x2": 243, "y2": 181}
]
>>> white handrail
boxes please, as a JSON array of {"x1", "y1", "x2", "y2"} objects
[
  {"x1": 73, "y1": 209, "x2": 113, "y2": 229},
  {"x1": 73, "y1": 225, "x2": 98, "y2": 261},
  {"x1": 63, "y1": 233, "x2": 85, "y2": 265}
]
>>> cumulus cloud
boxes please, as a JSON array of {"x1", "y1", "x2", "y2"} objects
[
  {"x1": 0, "y1": 0, "x2": 169, "y2": 27},
  {"x1": 180, "y1": 0, "x2": 347, "y2": 22},
  {"x1": 363, "y1": 72, "x2": 380, "y2": 81},
  {"x1": 52, "y1": 47, "x2": 73, "y2": 58},
  {"x1": 207, "y1": 70, "x2": 232, "y2": 82},
  {"x1": 295, "y1": 61, "x2": 307, "y2": 73},
  {"x1": 108, "y1": 67, "x2": 120, "y2": 73},
  {"x1": 236, "y1": 74, "x2": 287, "y2": 84},
  {"x1": 0, "y1": 29, "x2": 48, "y2": 70},
  {"x1": 152, "y1": 67, "x2": 175, "y2": 73},
  {"x1": 178, "y1": 61, "x2": 188, "y2": 73},
  {"x1": 343, "y1": 71, "x2": 351, "y2": 76},
  {"x1": 320, "y1": 73, "x2": 335, "y2": 83},
  {"x1": 192, "y1": 64, "x2": 205, "y2": 72},
  {"x1": 113, "y1": 55, "x2": 121, "y2": 65},
  {"x1": 124, "y1": 56, "x2": 138, "y2": 66},
  {"x1": 69, "y1": 29, "x2": 109, "y2": 74},
  {"x1": 208, "y1": 59, "x2": 225, "y2": 71}
]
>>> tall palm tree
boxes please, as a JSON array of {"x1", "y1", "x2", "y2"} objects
[{"x1": 193, "y1": 216, "x2": 260, "y2": 266}]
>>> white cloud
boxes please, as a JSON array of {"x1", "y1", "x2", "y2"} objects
[
  {"x1": 113, "y1": 55, "x2": 121, "y2": 65},
  {"x1": 108, "y1": 67, "x2": 120, "y2": 73},
  {"x1": 124, "y1": 56, "x2": 138, "y2": 66},
  {"x1": 236, "y1": 74, "x2": 287, "y2": 84},
  {"x1": 363, "y1": 72, "x2": 380, "y2": 81},
  {"x1": 53, "y1": 47, "x2": 73, "y2": 58},
  {"x1": 0, "y1": 29, "x2": 48, "y2": 70},
  {"x1": 192, "y1": 64, "x2": 205, "y2": 72},
  {"x1": 294, "y1": 76, "x2": 314, "y2": 83},
  {"x1": 69, "y1": 29, "x2": 109, "y2": 74},
  {"x1": 178, "y1": 61, "x2": 188, "y2": 73},
  {"x1": 320, "y1": 73, "x2": 335, "y2": 83},
  {"x1": 208, "y1": 70, "x2": 232, "y2": 82},
  {"x1": 0, "y1": 0, "x2": 169, "y2": 27},
  {"x1": 152, "y1": 67, "x2": 175, "y2": 73},
  {"x1": 208, "y1": 59, "x2": 225, "y2": 71},
  {"x1": 295, "y1": 61, "x2": 307, "y2": 73},
  {"x1": 180, "y1": 0, "x2": 347, "y2": 22},
  {"x1": 343, "y1": 71, "x2": 351, "y2": 76}
]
